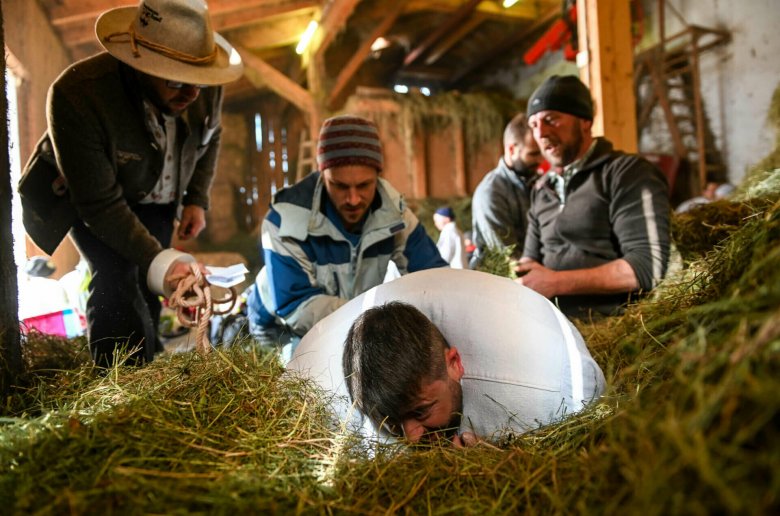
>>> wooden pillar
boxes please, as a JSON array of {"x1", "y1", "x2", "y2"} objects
[
  {"x1": 453, "y1": 119, "x2": 467, "y2": 197},
  {"x1": 576, "y1": 0, "x2": 638, "y2": 153},
  {"x1": 1, "y1": 6, "x2": 23, "y2": 400}
]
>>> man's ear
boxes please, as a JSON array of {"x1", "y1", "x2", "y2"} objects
[{"x1": 445, "y1": 347, "x2": 464, "y2": 381}]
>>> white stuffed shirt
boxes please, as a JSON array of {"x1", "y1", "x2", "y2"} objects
[{"x1": 287, "y1": 268, "x2": 606, "y2": 441}]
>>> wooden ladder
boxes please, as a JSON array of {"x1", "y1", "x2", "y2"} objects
[
  {"x1": 635, "y1": 24, "x2": 729, "y2": 194},
  {"x1": 294, "y1": 131, "x2": 317, "y2": 183}
]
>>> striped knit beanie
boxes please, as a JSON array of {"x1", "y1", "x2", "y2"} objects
[{"x1": 317, "y1": 115, "x2": 383, "y2": 172}]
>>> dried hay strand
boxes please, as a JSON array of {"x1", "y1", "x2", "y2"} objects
[
  {"x1": 1, "y1": 176, "x2": 778, "y2": 513},
  {"x1": 2, "y1": 346, "x2": 340, "y2": 513},
  {"x1": 395, "y1": 90, "x2": 520, "y2": 159},
  {"x1": 328, "y1": 174, "x2": 780, "y2": 514}
]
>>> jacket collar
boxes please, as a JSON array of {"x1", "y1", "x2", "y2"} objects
[
  {"x1": 497, "y1": 157, "x2": 535, "y2": 189},
  {"x1": 276, "y1": 173, "x2": 407, "y2": 242}
]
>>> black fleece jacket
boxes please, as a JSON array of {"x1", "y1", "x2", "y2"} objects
[{"x1": 523, "y1": 138, "x2": 671, "y2": 317}]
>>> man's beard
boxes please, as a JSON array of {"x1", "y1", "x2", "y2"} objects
[{"x1": 438, "y1": 378, "x2": 464, "y2": 440}]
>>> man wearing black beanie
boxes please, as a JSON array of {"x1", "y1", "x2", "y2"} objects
[{"x1": 515, "y1": 75, "x2": 671, "y2": 318}]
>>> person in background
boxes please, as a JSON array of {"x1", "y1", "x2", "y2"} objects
[
  {"x1": 433, "y1": 206, "x2": 467, "y2": 269},
  {"x1": 20, "y1": 0, "x2": 243, "y2": 366},
  {"x1": 675, "y1": 181, "x2": 736, "y2": 213},
  {"x1": 247, "y1": 115, "x2": 447, "y2": 352},
  {"x1": 518, "y1": 75, "x2": 671, "y2": 317},
  {"x1": 463, "y1": 230, "x2": 476, "y2": 266},
  {"x1": 470, "y1": 113, "x2": 542, "y2": 269},
  {"x1": 18, "y1": 256, "x2": 71, "y2": 321}
]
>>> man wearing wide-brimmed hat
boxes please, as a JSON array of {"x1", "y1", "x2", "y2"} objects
[{"x1": 20, "y1": 0, "x2": 243, "y2": 367}]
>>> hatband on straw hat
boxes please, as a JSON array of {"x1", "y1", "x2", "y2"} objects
[{"x1": 96, "y1": 0, "x2": 243, "y2": 86}]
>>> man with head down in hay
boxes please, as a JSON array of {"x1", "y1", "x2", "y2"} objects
[
  {"x1": 19, "y1": 0, "x2": 243, "y2": 367},
  {"x1": 287, "y1": 268, "x2": 605, "y2": 446}
]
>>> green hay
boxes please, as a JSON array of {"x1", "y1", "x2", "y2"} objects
[
  {"x1": 395, "y1": 91, "x2": 520, "y2": 161},
  {"x1": 746, "y1": 82, "x2": 780, "y2": 176},
  {"x1": 2, "y1": 177, "x2": 779, "y2": 512}
]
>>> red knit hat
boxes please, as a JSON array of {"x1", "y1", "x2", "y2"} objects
[{"x1": 317, "y1": 115, "x2": 383, "y2": 172}]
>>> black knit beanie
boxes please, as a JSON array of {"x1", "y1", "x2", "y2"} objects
[{"x1": 527, "y1": 75, "x2": 594, "y2": 121}]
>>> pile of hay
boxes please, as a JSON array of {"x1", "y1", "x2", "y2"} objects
[{"x1": 2, "y1": 172, "x2": 778, "y2": 512}]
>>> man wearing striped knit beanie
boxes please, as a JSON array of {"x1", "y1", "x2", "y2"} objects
[{"x1": 248, "y1": 114, "x2": 447, "y2": 354}]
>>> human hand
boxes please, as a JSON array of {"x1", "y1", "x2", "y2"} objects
[
  {"x1": 451, "y1": 432, "x2": 480, "y2": 448},
  {"x1": 165, "y1": 260, "x2": 208, "y2": 294},
  {"x1": 514, "y1": 260, "x2": 558, "y2": 298},
  {"x1": 178, "y1": 205, "x2": 207, "y2": 240}
]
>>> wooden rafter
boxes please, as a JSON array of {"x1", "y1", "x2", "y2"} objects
[
  {"x1": 51, "y1": 0, "x2": 319, "y2": 48},
  {"x1": 237, "y1": 44, "x2": 314, "y2": 116},
  {"x1": 449, "y1": 6, "x2": 558, "y2": 85},
  {"x1": 327, "y1": 0, "x2": 410, "y2": 109},
  {"x1": 406, "y1": 0, "x2": 547, "y2": 20},
  {"x1": 229, "y1": 9, "x2": 317, "y2": 49},
  {"x1": 313, "y1": 0, "x2": 362, "y2": 59},
  {"x1": 403, "y1": 0, "x2": 481, "y2": 67},
  {"x1": 424, "y1": 14, "x2": 485, "y2": 66}
]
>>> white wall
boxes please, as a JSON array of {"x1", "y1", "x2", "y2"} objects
[
  {"x1": 640, "y1": 0, "x2": 780, "y2": 183},
  {"x1": 482, "y1": 0, "x2": 780, "y2": 185}
]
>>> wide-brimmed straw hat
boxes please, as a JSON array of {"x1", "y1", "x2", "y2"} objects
[{"x1": 96, "y1": 0, "x2": 243, "y2": 86}]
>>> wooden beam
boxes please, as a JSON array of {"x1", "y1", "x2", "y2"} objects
[
  {"x1": 577, "y1": 0, "x2": 637, "y2": 152},
  {"x1": 229, "y1": 9, "x2": 316, "y2": 49},
  {"x1": 313, "y1": 0, "x2": 362, "y2": 60},
  {"x1": 53, "y1": 0, "x2": 319, "y2": 47},
  {"x1": 453, "y1": 119, "x2": 467, "y2": 196},
  {"x1": 449, "y1": 7, "x2": 558, "y2": 85},
  {"x1": 236, "y1": 45, "x2": 314, "y2": 116},
  {"x1": 406, "y1": 0, "x2": 553, "y2": 20},
  {"x1": 327, "y1": 0, "x2": 409, "y2": 109},
  {"x1": 424, "y1": 15, "x2": 485, "y2": 66},
  {"x1": 403, "y1": 0, "x2": 481, "y2": 67}
]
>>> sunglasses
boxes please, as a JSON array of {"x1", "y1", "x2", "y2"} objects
[{"x1": 166, "y1": 81, "x2": 208, "y2": 90}]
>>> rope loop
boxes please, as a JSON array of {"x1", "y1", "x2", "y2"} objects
[{"x1": 167, "y1": 262, "x2": 237, "y2": 355}]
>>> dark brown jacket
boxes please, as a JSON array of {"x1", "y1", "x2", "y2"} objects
[{"x1": 21, "y1": 52, "x2": 222, "y2": 270}]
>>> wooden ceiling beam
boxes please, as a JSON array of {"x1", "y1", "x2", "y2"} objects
[
  {"x1": 313, "y1": 0, "x2": 362, "y2": 60},
  {"x1": 236, "y1": 44, "x2": 314, "y2": 116},
  {"x1": 406, "y1": 0, "x2": 550, "y2": 20},
  {"x1": 424, "y1": 14, "x2": 485, "y2": 66},
  {"x1": 448, "y1": 6, "x2": 559, "y2": 85},
  {"x1": 52, "y1": 0, "x2": 318, "y2": 47},
  {"x1": 403, "y1": 0, "x2": 481, "y2": 67},
  {"x1": 327, "y1": 0, "x2": 409, "y2": 109},
  {"x1": 210, "y1": 1, "x2": 319, "y2": 31},
  {"x1": 47, "y1": 0, "x2": 312, "y2": 24},
  {"x1": 228, "y1": 9, "x2": 316, "y2": 49}
]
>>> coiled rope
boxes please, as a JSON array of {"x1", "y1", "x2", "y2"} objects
[{"x1": 167, "y1": 262, "x2": 236, "y2": 355}]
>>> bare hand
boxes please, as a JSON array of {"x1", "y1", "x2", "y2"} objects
[
  {"x1": 178, "y1": 205, "x2": 207, "y2": 240},
  {"x1": 514, "y1": 259, "x2": 559, "y2": 298},
  {"x1": 165, "y1": 260, "x2": 208, "y2": 294},
  {"x1": 451, "y1": 432, "x2": 480, "y2": 448}
]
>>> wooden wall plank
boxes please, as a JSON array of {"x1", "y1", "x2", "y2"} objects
[{"x1": 577, "y1": 0, "x2": 638, "y2": 152}]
